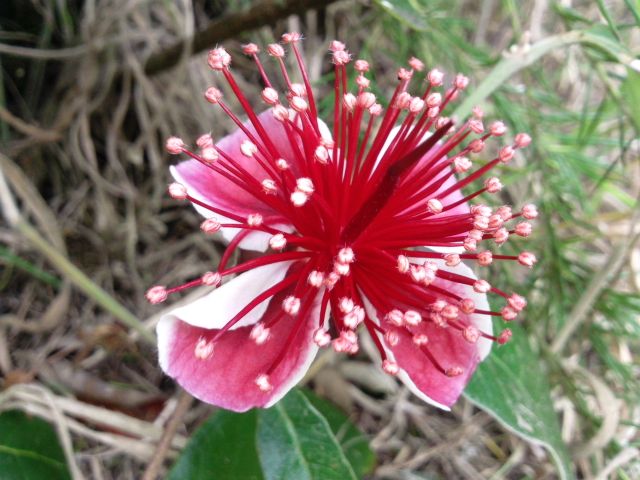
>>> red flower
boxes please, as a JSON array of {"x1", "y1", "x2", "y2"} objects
[{"x1": 147, "y1": 34, "x2": 537, "y2": 412}]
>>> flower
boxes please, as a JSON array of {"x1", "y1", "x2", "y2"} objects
[{"x1": 148, "y1": 34, "x2": 537, "y2": 412}]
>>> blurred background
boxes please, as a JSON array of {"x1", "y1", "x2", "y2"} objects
[{"x1": 0, "y1": 1, "x2": 638, "y2": 479}]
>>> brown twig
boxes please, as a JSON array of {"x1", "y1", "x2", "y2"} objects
[
  {"x1": 143, "y1": 0, "x2": 339, "y2": 76},
  {"x1": 141, "y1": 389, "x2": 194, "y2": 480}
]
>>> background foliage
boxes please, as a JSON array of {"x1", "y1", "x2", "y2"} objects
[{"x1": 0, "y1": 0, "x2": 639, "y2": 478}]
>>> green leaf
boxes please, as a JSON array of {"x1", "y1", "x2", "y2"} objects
[
  {"x1": 168, "y1": 409, "x2": 263, "y2": 480},
  {"x1": 301, "y1": 390, "x2": 376, "y2": 477},
  {"x1": 464, "y1": 324, "x2": 574, "y2": 480},
  {"x1": 0, "y1": 410, "x2": 71, "y2": 480},
  {"x1": 621, "y1": 69, "x2": 640, "y2": 131},
  {"x1": 372, "y1": 0, "x2": 428, "y2": 31},
  {"x1": 256, "y1": 390, "x2": 358, "y2": 480}
]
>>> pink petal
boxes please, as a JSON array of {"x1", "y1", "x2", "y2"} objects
[
  {"x1": 365, "y1": 260, "x2": 490, "y2": 409},
  {"x1": 157, "y1": 264, "x2": 323, "y2": 412}
]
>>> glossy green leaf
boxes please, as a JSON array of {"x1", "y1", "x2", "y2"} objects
[
  {"x1": 372, "y1": 0, "x2": 428, "y2": 31},
  {"x1": 0, "y1": 410, "x2": 70, "y2": 480},
  {"x1": 168, "y1": 409, "x2": 263, "y2": 480},
  {"x1": 257, "y1": 390, "x2": 358, "y2": 480},
  {"x1": 301, "y1": 390, "x2": 376, "y2": 477},
  {"x1": 464, "y1": 323, "x2": 573, "y2": 480}
]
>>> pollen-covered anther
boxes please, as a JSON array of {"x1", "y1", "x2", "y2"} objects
[
  {"x1": 508, "y1": 293, "x2": 527, "y2": 312},
  {"x1": 403, "y1": 310, "x2": 422, "y2": 326},
  {"x1": 469, "y1": 138, "x2": 485, "y2": 153},
  {"x1": 240, "y1": 140, "x2": 258, "y2": 157},
  {"x1": 194, "y1": 337, "x2": 214, "y2": 360},
  {"x1": 518, "y1": 252, "x2": 537, "y2": 268},
  {"x1": 521, "y1": 203, "x2": 539, "y2": 219},
  {"x1": 498, "y1": 329, "x2": 513, "y2": 345},
  {"x1": 468, "y1": 229, "x2": 484, "y2": 241},
  {"x1": 207, "y1": 48, "x2": 231, "y2": 70},
  {"x1": 397, "y1": 255, "x2": 410, "y2": 273},
  {"x1": 413, "y1": 333, "x2": 429, "y2": 346},
  {"x1": 408, "y1": 56, "x2": 424, "y2": 71},
  {"x1": 332, "y1": 330, "x2": 357, "y2": 353},
  {"x1": 339, "y1": 297, "x2": 355, "y2": 314},
  {"x1": 329, "y1": 40, "x2": 346, "y2": 52},
  {"x1": 463, "y1": 237, "x2": 477, "y2": 252},
  {"x1": 272, "y1": 105, "x2": 289, "y2": 122},
  {"x1": 454, "y1": 156, "x2": 472, "y2": 173},
  {"x1": 441, "y1": 304, "x2": 459, "y2": 320},
  {"x1": 314, "y1": 145, "x2": 329, "y2": 164},
  {"x1": 201, "y1": 147, "x2": 218, "y2": 162},
  {"x1": 282, "y1": 32, "x2": 302, "y2": 43},
  {"x1": 477, "y1": 251, "x2": 493, "y2": 266},
  {"x1": 445, "y1": 254, "x2": 461, "y2": 267},
  {"x1": 324, "y1": 272, "x2": 340, "y2": 289},
  {"x1": 200, "y1": 218, "x2": 221, "y2": 234},
  {"x1": 454, "y1": 74, "x2": 469, "y2": 89},
  {"x1": 261, "y1": 87, "x2": 279, "y2": 105},
  {"x1": 426, "y1": 92, "x2": 442, "y2": 108},
  {"x1": 501, "y1": 306, "x2": 518, "y2": 321},
  {"x1": 165, "y1": 136, "x2": 185, "y2": 154},
  {"x1": 473, "y1": 215, "x2": 489, "y2": 230},
  {"x1": 428, "y1": 68, "x2": 444, "y2": 86},
  {"x1": 337, "y1": 247, "x2": 355, "y2": 264},
  {"x1": 201, "y1": 271, "x2": 222, "y2": 287},
  {"x1": 515, "y1": 222, "x2": 532, "y2": 237},
  {"x1": 344, "y1": 306, "x2": 365, "y2": 329},
  {"x1": 168, "y1": 182, "x2": 187, "y2": 200},
  {"x1": 462, "y1": 325, "x2": 480, "y2": 343},
  {"x1": 396, "y1": 92, "x2": 412, "y2": 109},
  {"x1": 247, "y1": 213, "x2": 263, "y2": 226},
  {"x1": 354, "y1": 59, "x2": 370, "y2": 72},
  {"x1": 267, "y1": 43, "x2": 285, "y2": 57},
  {"x1": 282, "y1": 296, "x2": 301, "y2": 315},
  {"x1": 445, "y1": 366, "x2": 464, "y2": 377},
  {"x1": 460, "y1": 298, "x2": 475, "y2": 314},
  {"x1": 496, "y1": 205, "x2": 513, "y2": 221},
  {"x1": 435, "y1": 116, "x2": 451, "y2": 129},
  {"x1": 431, "y1": 299, "x2": 447, "y2": 312},
  {"x1": 307, "y1": 270, "x2": 324, "y2": 288},
  {"x1": 472, "y1": 204, "x2": 492, "y2": 217},
  {"x1": 369, "y1": 103, "x2": 383, "y2": 116},
  {"x1": 494, "y1": 228, "x2": 509, "y2": 244},
  {"x1": 313, "y1": 328, "x2": 331, "y2": 347},
  {"x1": 490, "y1": 121, "x2": 507, "y2": 136},
  {"x1": 204, "y1": 87, "x2": 223, "y2": 104},
  {"x1": 262, "y1": 179, "x2": 277, "y2": 195},
  {"x1": 382, "y1": 360, "x2": 400, "y2": 375},
  {"x1": 276, "y1": 158, "x2": 290, "y2": 170},
  {"x1": 250, "y1": 322, "x2": 271, "y2": 345},
  {"x1": 296, "y1": 177, "x2": 315, "y2": 194},
  {"x1": 196, "y1": 134, "x2": 213, "y2": 149},
  {"x1": 473, "y1": 279, "x2": 491, "y2": 293},
  {"x1": 332, "y1": 49, "x2": 351, "y2": 65},
  {"x1": 343, "y1": 93, "x2": 356, "y2": 112},
  {"x1": 255, "y1": 374, "x2": 272, "y2": 392},
  {"x1": 488, "y1": 214, "x2": 504, "y2": 230},
  {"x1": 426, "y1": 198, "x2": 443, "y2": 213},
  {"x1": 290, "y1": 190, "x2": 309, "y2": 207},
  {"x1": 409, "y1": 97, "x2": 425, "y2": 114},
  {"x1": 358, "y1": 92, "x2": 377, "y2": 109},
  {"x1": 397, "y1": 68, "x2": 413, "y2": 81},
  {"x1": 386, "y1": 309, "x2": 404, "y2": 327},
  {"x1": 515, "y1": 132, "x2": 532, "y2": 148},
  {"x1": 356, "y1": 75, "x2": 370, "y2": 88},
  {"x1": 469, "y1": 119, "x2": 484, "y2": 134},
  {"x1": 384, "y1": 330, "x2": 400, "y2": 347},
  {"x1": 241, "y1": 43, "x2": 259, "y2": 55},
  {"x1": 269, "y1": 233, "x2": 287, "y2": 251},
  {"x1": 410, "y1": 264, "x2": 426, "y2": 283},
  {"x1": 145, "y1": 286, "x2": 168, "y2": 304},
  {"x1": 485, "y1": 177, "x2": 503, "y2": 193},
  {"x1": 499, "y1": 145, "x2": 515, "y2": 163},
  {"x1": 333, "y1": 261, "x2": 350, "y2": 276}
]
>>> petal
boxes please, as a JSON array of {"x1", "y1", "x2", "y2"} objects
[
  {"x1": 158, "y1": 261, "x2": 295, "y2": 335},
  {"x1": 363, "y1": 260, "x2": 490, "y2": 409},
  {"x1": 157, "y1": 280, "x2": 323, "y2": 412}
]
